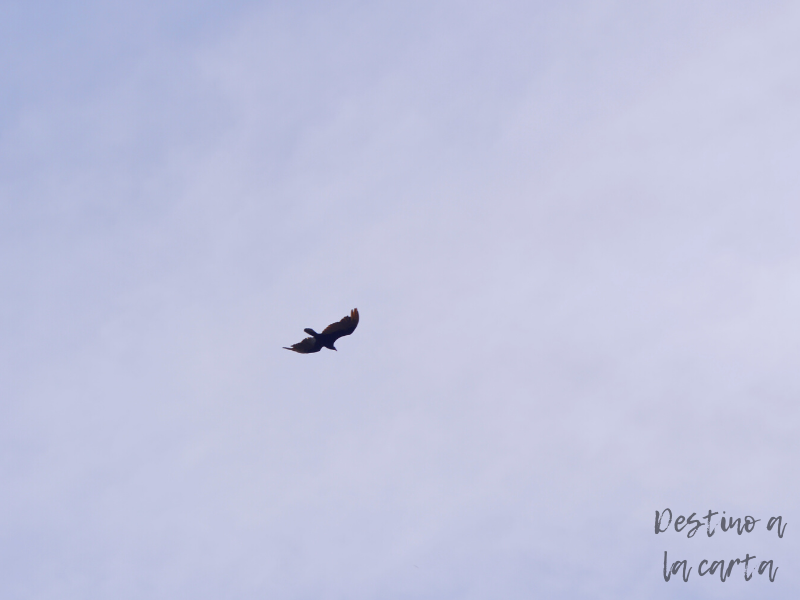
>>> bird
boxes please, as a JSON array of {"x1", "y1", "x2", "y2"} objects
[{"x1": 283, "y1": 308, "x2": 359, "y2": 353}]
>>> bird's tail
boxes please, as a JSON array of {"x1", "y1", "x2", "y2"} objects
[{"x1": 304, "y1": 328, "x2": 318, "y2": 337}]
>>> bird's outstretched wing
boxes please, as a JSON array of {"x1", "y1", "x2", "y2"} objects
[
  {"x1": 321, "y1": 308, "x2": 359, "y2": 341},
  {"x1": 283, "y1": 336, "x2": 320, "y2": 353}
]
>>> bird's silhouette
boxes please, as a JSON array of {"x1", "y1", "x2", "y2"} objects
[{"x1": 283, "y1": 308, "x2": 359, "y2": 353}]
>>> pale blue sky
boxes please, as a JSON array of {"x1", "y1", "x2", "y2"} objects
[{"x1": 2, "y1": 2, "x2": 799, "y2": 598}]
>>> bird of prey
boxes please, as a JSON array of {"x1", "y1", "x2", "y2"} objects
[{"x1": 283, "y1": 308, "x2": 359, "y2": 353}]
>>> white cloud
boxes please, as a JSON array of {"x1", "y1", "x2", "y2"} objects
[{"x1": 2, "y1": 1, "x2": 799, "y2": 598}]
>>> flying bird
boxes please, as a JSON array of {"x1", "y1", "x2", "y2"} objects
[{"x1": 283, "y1": 308, "x2": 359, "y2": 353}]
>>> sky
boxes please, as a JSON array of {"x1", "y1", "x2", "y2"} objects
[{"x1": 2, "y1": 1, "x2": 799, "y2": 598}]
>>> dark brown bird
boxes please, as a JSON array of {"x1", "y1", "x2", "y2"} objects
[{"x1": 283, "y1": 308, "x2": 359, "y2": 353}]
